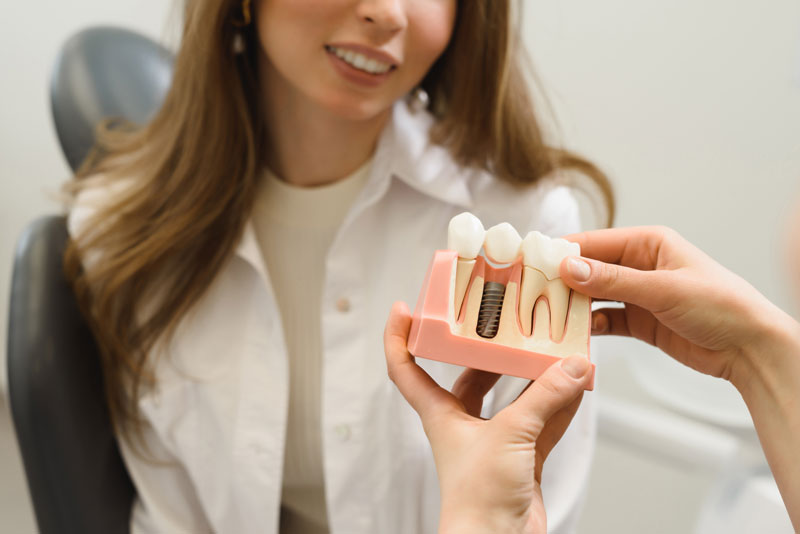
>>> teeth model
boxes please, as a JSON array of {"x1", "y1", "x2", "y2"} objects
[
  {"x1": 446, "y1": 212, "x2": 581, "y2": 344},
  {"x1": 483, "y1": 223, "x2": 522, "y2": 264},
  {"x1": 447, "y1": 212, "x2": 486, "y2": 317},
  {"x1": 519, "y1": 231, "x2": 580, "y2": 341},
  {"x1": 409, "y1": 212, "x2": 593, "y2": 387}
]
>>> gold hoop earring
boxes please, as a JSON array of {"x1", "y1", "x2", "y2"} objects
[{"x1": 232, "y1": 0, "x2": 252, "y2": 27}]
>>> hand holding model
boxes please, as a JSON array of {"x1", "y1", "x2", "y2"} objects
[
  {"x1": 385, "y1": 225, "x2": 800, "y2": 532},
  {"x1": 385, "y1": 302, "x2": 592, "y2": 534},
  {"x1": 560, "y1": 226, "x2": 797, "y2": 385},
  {"x1": 558, "y1": 226, "x2": 800, "y2": 530}
]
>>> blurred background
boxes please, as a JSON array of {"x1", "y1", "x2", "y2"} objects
[{"x1": 1, "y1": 0, "x2": 799, "y2": 532}]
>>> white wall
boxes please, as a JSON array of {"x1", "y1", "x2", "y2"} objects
[
  {"x1": 1, "y1": 1, "x2": 798, "y2": 532},
  {"x1": 520, "y1": 1, "x2": 800, "y2": 531},
  {"x1": 0, "y1": 0, "x2": 180, "y2": 389},
  {"x1": 523, "y1": 0, "x2": 800, "y2": 310}
]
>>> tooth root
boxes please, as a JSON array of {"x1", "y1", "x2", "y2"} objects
[
  {"x1": 518, "y1": 266, "x2": 547, "y2": 336},
  {"x1": 459, "y1": 276, "x2": 484, "y2": 335},
  {"x1": 454, "y1": 258, "x2": 475, "y2": 321},
  {"x1": 545, "y1": 280, "x2": 571, "y2": 341},
  {"x1": 532, "y1": 298, "x2": 551, "y2": 342}
]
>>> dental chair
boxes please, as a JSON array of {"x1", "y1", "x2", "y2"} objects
[{"x1": 6, "y1": 26, "x2": 173, "y2": 534}]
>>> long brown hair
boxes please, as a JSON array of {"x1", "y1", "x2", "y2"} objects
[{"x1": 64, "y1": 0, "x2": 613, "y2": 443}]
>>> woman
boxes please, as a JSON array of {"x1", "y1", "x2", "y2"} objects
[
  {"x1": 65, "y1": 1, "x2": 612, "y2": 532},
  {"x1": 385, "y1": 226, "x2": 800, "y2": 532}
]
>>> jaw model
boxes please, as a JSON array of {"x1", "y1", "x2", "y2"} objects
[{"x1": 407, "y1": 212, "x2": 595, "y2": 389}]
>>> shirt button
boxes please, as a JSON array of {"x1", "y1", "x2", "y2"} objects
[
  {"x1": 334, "y1": 424, "x2": 351, "y2": 441},
  {"x1": 335, "y1": 297, "x2": 351, "y2": 313}
]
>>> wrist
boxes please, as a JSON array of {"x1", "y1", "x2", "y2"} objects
[
  {"x1": 439, "y1": 503, "x2": 528, "y2": 534},
  {"x1": 732, "y1": 302, "x2": 800, "y2": 403},
  {"x1": 438, "y1": 516, "x2": 523, "y2": 534}
]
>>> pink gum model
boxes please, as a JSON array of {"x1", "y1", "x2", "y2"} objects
[{"x1": 407, "y1": 250, "x2": 595, "y2": 390}]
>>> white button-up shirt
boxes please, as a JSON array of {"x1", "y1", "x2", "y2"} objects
[{"x1": 68, "y1": 100, "x2": 596, "y2": 534}]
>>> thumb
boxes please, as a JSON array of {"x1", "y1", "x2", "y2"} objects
[
  {"x1": 559, "y1": 256, "x2": 675, "y2": 312},
  {"x1": 495, "y1": 356, "x2": 592, "y2": 440}
]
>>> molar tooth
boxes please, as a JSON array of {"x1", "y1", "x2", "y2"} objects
[
  {"x1": 518, "y1": 266, "x2": 547, "y2": 336},
  {"x1": 522, "y1": 232, "x2": 579, "y2": 279},
  {"x1": 521, "y1": 231, "x2": 548, "y2": 270},
  {"x1": 519, "y1": 232, "x2": 580, "y2": 340},
  {"x1": 483, "y1": 223, "x2": 521, "y2": 264}
]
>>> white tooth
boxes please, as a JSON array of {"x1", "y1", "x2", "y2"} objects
[
  {"x1": 552, "y1": 237, "x2": 581, "y2": 269},
  {"x1": 521, "y1": 231, "x2": 548, "y2": 270},
  {"x1": 519, "y1": 231, "x2": 580, "y2": 340},
  {"x1": 448, "y1": 213, "x2": 486, "y2": 318},
  {"x1": 345, "y1": 50, "x2": 356, "y2": 64},
  {"x1": 365, "y1": 59, "x2": 378, "y2": 72},
  {"x1": 448, "y1": 212, "x2": 485, "y2": 259},
  {"x1": 354, "y1": 53, "x2": 368, "y2": 69},
  {"x1": 521, "y1": 231, "x2": 579, "y2": 280},
  {"x1": 483, "y1": 223, "x2": 521, "y2": 264},
  {"x1": 518, "y1": 266, "x2": 547, "y2": 336}
]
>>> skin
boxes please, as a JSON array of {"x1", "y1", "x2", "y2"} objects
[
  {"x1": 255, "y1": 0, "x2": 456, "y2": 187},
  {"x1": 255, "y1": 1, "x2": 799, "y2": 530},
  {"x1": 384, "y1": 225, "x2": 800, "y2": 532},
  {"x1": 559, "y1": 226, "x2": 800, "y2": 531},
  {"x1": 384, "y1": 302, "x2": 593, "y2": 533}
]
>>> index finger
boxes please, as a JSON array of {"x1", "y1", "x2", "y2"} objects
[{"x1": 563, "y1": 226, "x2": 681, "y2": 271}]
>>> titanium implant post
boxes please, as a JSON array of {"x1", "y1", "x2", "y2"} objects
[{"x1": 476, "y1": 281, "x2": 505, "y2": 338}]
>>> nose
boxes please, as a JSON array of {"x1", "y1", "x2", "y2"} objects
[{"x1": 356, "y1": 0, "x2": 407, "y2": 33}]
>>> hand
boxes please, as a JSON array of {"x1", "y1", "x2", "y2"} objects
[
  {"x1": 558, "y1": 226, "x2": 800, "y2": 530},
  {"x1": 558, "y1": 226, "x2": 795, "y2": 390},
  {"x1": 384, "y1": 302, "x2": 593, "y2": 534}
]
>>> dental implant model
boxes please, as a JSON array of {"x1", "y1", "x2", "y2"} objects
[{"x1": 407, "y1": 212, "x2": 595, "y2": 389}]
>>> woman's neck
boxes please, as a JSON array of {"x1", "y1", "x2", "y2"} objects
[{"x1": 261, "y1": 59, "x2": 389, "y2": 187}]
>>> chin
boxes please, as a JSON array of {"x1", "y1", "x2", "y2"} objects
[{"x1": 316, "y1": 91, "x2": 394, "y2": 122}]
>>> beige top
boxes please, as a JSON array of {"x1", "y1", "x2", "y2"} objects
[{"x1": 251, "y1": 160, "x2": 372, "y2": 534}]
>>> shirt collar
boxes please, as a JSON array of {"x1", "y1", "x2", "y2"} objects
[
  {"x1": 375, "y1": 99, "x2": 474, "y2": 210},
  {"x1": 236, "y1": 219, "x2": 269, "y2": 280},
  {"x1": 235, "y1": 98, "x2": 474, "y2": 268}
]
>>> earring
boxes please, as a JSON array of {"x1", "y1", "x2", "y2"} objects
[
  {"x1": 232, "y1": 32, "x2": 246, "y2": 54},
  {"x1": 231, "y1": 0, "x2": 252, "y2": 27},
  {"x1": 231, "y1": 0, "x2": 251, "y2": 54},
  {"x1": 410, "y1": 87, "x2": 429, "y2": 112}
]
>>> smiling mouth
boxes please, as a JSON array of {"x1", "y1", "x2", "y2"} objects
[{"x1": 324, "y1": 45, "x2": 397, "y2": 76}]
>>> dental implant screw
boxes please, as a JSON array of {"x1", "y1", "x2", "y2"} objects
[{"x1": 476, "y1": 281, "x2": 505, "y2": 339}]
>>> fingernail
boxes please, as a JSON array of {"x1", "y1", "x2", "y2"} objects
[
  {"x1": 592, "y1": 314, "x2": 608, "y2": 334},
  {"x1": 561, "y1": 356, "x2": 590, "y2": 379},
  {"x1": 567, "y1": 257, "x2": 591, "y2": 282}
]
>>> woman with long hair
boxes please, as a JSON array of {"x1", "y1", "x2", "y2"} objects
[{"x1": 65, "y1": 1, "x2": 613, "y2": 532}]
